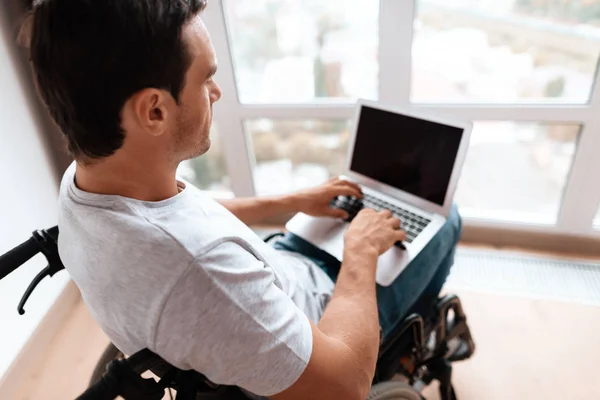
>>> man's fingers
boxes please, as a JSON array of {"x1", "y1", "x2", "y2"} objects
[
  {"x1": 328, "y1": 207, "x2": 349, "y2": 220},
  {"x1": 379, "y1": 209, "x2": 393, "y2": 218},
  {"x1": 335, "y1": 178, "x2": 362, "y2": 192},
  {"x1": 395, "y1": 230, "x2": 407, "y2": 241},
  {"x1": 333, "y1": 179, "x2": 363, "y2": 198},
  {"x1": 387, "y1": 217, "x2": 402, "y2": 229},
  {"x1": 326, "y1": 177, "x2": 362, "y2": 199},
  {"x1": 357, "y1": 207, "x2": 376, "y2": 215}
]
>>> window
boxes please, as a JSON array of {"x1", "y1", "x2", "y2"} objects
[
  {"x1": 412, "y1": 0, "x2": 600, "y2": 103},
  {"x1": 178, "y1": 125, "x2": 232, "y2": 195},
  {"x1": 248, "y1": 119, "x2": 351, "y2": 195},
  {"x1": 595, "y1": 205, "x2": 600, "y2": 229},
  {"x1": 202, "y1": 0, "x2": 600, "y2": 237},
  {"x1": 224, "y1": 0, "x2": 379, "y2": 103},
  {"x1": 456, "y1": 122, "x2": 579, "y2": 223}
]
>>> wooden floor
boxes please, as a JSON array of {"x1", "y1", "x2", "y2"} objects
[
  {"x1": 12, "y1": 299, "x2": 111, "y2": 400},
  {"x1": 10, "y1": 286, "x2": 600, "y2": 400},
  {"x1": 422, "y1": 290, "x2": 600, "y2": 400}
]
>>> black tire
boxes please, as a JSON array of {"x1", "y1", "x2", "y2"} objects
[
  {"x1": 89, "y1": 343, "x2": 125, "y2": 386},
  {"x1": 366, "y1": 381, "x2": 422, "y2": 400}
]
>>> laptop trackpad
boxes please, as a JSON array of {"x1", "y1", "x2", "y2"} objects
[
  {"x1": 285, "y1": 213, "x2": 347, "y2": 259},
  {"x1": 286, "y1": 213, "x2": 412, "y2": 287}
]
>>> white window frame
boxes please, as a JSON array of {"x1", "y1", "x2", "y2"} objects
[{"x1": 203, "y1": 0, "x2": 600, "y2": 238}]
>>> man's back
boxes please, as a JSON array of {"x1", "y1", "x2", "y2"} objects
[{"x1": 58, "y1": 164, "x2": 334, "y2": 396}]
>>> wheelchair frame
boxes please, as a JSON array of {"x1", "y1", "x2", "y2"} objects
[{"x1": 0, "y1": 227, "x2": 475, "y2": 400}]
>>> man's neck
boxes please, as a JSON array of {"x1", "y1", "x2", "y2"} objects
[{"x1": 74, "y1": 154, "x2": 180, "y2": 202}]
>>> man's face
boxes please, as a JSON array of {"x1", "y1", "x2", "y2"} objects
[{"x1": 173, "y1": 16, "x2": 221, "y2": 161}]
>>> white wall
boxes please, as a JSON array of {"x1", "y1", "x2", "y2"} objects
[{"x1": 0, "y1": 23, "x2": 69, "y2": 379}]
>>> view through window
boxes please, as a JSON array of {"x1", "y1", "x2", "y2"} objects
[
  {"x1": 224, "y1": 0, "x2": 379, "y2": 103},
  {"x1": 247, "y1": 119, "x2": 351, "y2": 195},
  {"x1": 455, "y1": 122, "x2": 579, "y2": 222},
  {"x1": 412, "y1": 0, "x2": 600, "y2": 103},
  {"x1": 203, "y1": 0, "x2": 600, "y2": 232}
]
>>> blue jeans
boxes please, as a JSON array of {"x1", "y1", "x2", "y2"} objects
[{"x1": 273, "y1": 205, "x2": 462, "y2": 339}]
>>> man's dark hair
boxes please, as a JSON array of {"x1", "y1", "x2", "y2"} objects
[{"x1": 28, "y1": 0, "x2": 207, "y2": 160}]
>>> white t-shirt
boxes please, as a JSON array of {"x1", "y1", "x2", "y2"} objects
[{"x1": 57, "y1": 164, "x2": 335, "y2": 397}]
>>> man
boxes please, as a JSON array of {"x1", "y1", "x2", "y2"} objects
[{"x1": 28, "y1": 1, "x2": 461, "y2": 399}]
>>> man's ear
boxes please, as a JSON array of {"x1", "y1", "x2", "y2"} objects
[{"x1": 124, "y1": 89, "x2": 172, "y2": 137}]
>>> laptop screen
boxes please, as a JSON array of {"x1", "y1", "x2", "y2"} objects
[{"x1": 350, "y1": 105, "x2": 464, "y2": 206}]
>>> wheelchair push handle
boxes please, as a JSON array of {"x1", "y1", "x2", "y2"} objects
[
  {"x1": 0, "y1": 236, "x2": 40, "y2": 281},
  {"x1": 0, "y1": 226, "x2": 65, "y2": 314}
]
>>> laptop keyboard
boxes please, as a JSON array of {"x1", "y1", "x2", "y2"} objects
[{"x1": 330, "y1": 193, "x2": 431, "y2": 244}]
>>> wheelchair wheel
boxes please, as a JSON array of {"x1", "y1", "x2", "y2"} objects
[
  {"x1": 89, "y1": 343, "x2": 124, "y2": 386},
  {"x1": 367, "y1": 381, "x2": 422, "y2": 400}
]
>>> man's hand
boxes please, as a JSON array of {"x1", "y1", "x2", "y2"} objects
[
  {"x1": 345, "y1": 209, "x2": 406, "y2": 257},
  {"x1": 291, "y1": 177, "x2": 363, "y2": 219},
  {"x1": 272, "y1": 208, "x2": 406, "y2": 400},
  {"x1": 219, "y1": 177, "x2": 363, "y2": 226}
]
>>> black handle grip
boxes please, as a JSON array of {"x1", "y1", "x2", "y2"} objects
[{"x1": 0, "y1": 237, "x2": 40, "y2": 281}]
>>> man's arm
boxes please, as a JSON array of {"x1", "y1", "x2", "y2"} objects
[
  {"x1": 271, "y1": 209, "x2": 405, "y2": 400},
  {"x1": 218, "y1": 178, "x2": 362, "y2": 226},
  {"x1": 217, "y1": 195, "x2": 297, "y2": 226}
]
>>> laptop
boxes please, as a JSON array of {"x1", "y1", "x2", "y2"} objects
[{"x1": 285, "y1": 100, "x2": 472, "y2": 286}]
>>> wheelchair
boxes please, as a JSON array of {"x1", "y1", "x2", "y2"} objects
[{"x1": 0, "y1": 227, "x2": 475, "y2": 400}]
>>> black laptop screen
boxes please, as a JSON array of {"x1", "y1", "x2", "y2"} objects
[{"x1": 350, "y1": 105, "x2": 464, "y2": 206}]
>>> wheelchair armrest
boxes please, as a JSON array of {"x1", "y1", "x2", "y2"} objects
[{"x1": 375, "y1": 314, "x2": 426, "y2": 383}]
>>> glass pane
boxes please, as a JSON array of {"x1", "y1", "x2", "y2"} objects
[
  {"x1": 224, "y1": 0, "x2": 378, "y2": 103},
  {"x1": 595, "y1": 205, "x2": 600, "y2": 228},
  {"x1": 247, "y1": 119, "x2": 351, "y2": 195},
  {"x1": 456, "y1": 122, "x2": 580, "y2": 223},
  {"x1": 412, "y1": 0, "x2": 600, "y2": 103},
  {"x1": 178, "y1": 125, "x2": 232, "y2": 195}
]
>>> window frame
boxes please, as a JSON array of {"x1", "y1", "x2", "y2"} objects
[{"x1": 204, "y1": 0, "x2": 600, "y2": 237}]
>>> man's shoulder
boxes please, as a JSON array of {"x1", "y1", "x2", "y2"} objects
[{"x1": 57, "y1": 184, "x2": 273, "y2": 286}]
